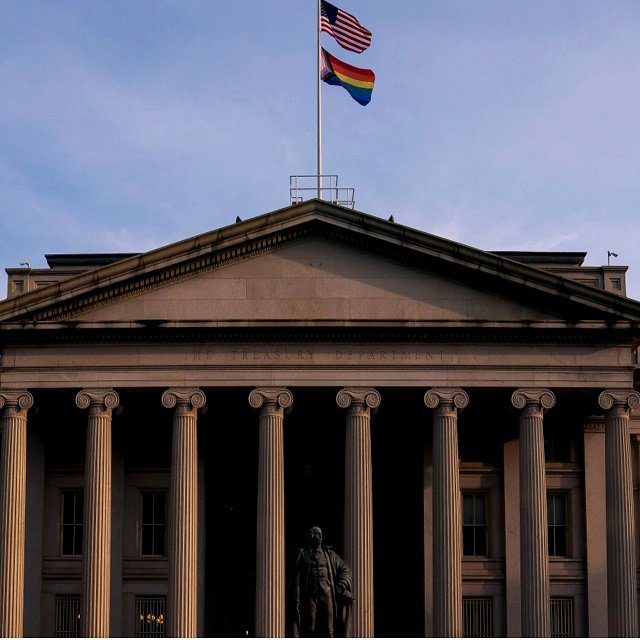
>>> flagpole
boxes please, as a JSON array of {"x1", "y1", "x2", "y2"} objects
[{"x1": 317, "y1": 0, "x2": 322, "y2": 199}]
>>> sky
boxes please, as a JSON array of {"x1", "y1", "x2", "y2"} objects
[{"x1": 1, "y1": 1, "x2": 639, "y2": 299}]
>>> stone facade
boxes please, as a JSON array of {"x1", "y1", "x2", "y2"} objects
[{"x1": 1, "y1": 200, "x2": 640, "y2": 637}]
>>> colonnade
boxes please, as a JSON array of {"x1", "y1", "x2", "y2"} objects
[{"x1": 0, "y1": 386, "x2": 638, "y2": 637}]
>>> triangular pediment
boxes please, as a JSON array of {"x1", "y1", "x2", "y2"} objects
[
  {"x1": 66, "y1": 237, "x2": 561, "y2": 323},
  {"x1": 2, "y1": 200, "x2": 640, "y2": 327}
]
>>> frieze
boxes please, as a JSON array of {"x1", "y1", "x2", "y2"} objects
[
  {"x1": 193, "y1": 347, "x2": 441, "y2": 363},
  {"x1": 2, "y1": 341, "x2": 632, "y2": 374}
]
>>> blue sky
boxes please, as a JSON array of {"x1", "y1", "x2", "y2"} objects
[{"x1": 1, "y1": 1, "x2": 639, "y2": 298}]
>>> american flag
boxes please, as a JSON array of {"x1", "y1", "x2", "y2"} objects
[{"x1": 320, "y1": 1, "x2": 372, "y2": 54}]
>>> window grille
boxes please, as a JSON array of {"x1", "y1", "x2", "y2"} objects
[
  {"x1": 61, "y1": 490, "x2": 84, "y2": 556},
  {"x1": 463, "y1": 494, "x2": 487, "y2": 556},
  {"x1": 55, "y1": 595, "x2": 80, "y2": 637},
  {"x1": 550, "y1": 597, "x2": 574, "y2": 637},
  {"x1": 463, "y1": 597, "x2": 493, "y2": 637},
  {"x1": 135, "y1": 595, "x2": 166, "y2": 637},
  {"x1": 547, "y1": 493, "x2": 568, "y2": 556},
  {"x1": 140, "y1": 491, "x2": 167, "y2": 556}
]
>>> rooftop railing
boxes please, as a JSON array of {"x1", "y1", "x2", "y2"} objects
[{"x1": 290, "y1": 175, "x2": 355, "y2": 209}]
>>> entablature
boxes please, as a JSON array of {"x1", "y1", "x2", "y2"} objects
[{"x1": 0, "y1": 338, "x2": 634, "y2": 390}]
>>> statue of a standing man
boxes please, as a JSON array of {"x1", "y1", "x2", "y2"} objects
[{"x1": 291, "y1": 527, "x2": 354, "y2": 637}]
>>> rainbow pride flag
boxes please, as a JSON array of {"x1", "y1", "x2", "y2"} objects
[{"x1": 321, "y1": 48, "x2": 375, "y2": 106}]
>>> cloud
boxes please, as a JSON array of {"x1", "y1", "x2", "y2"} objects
[{"x1": 1, "y1": 1, "x2": 639, "y2": 299}]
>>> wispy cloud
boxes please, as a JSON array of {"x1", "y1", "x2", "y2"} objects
[{"x1": 1, "y1": 1, "x2": 639, "y2": 298}]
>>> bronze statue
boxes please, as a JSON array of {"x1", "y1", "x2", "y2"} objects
[{"x1": 291, "y1": 526, "x2": 354, "y2": 638}]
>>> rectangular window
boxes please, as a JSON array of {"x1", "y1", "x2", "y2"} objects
[
  {"x1": 547, "y1": 493, "x2": 568, "y2": 557},
  {"x1": 55, "y1": 595, "x2": 80, "y2": 637},
  {"x1": 463, "y1": 597, "x2": 493, "y2": 637},
  {"x1": 140, "y1": 491, "x2": 167, "y2": 556},
  {"x1": 550, "y1": 597, "x2": 574, "y2": 637},
  {"x1": 61, "y1": 491, "x2": 83, "y2": 556},
  {"x1": 135, "y1": 595, "x2": 166, "y2": 638},
  {"x1": 463, "y1": 494, "x2": 487, "y2": 556}
]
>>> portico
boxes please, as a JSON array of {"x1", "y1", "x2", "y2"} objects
[{"x1": 1, "y1": 200, "x2": 639, "y2": 637}]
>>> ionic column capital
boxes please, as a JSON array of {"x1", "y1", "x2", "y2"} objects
[
  {"x1": 336, "y1": 388, "x2": 381, "y2": 416},
  {"x1": 511, "y1": 388, "x2": 555, "y2": 417},
  {"x1": 161, "y1": 388, "x2": 206, "y2": 411},
  {"x1": 248, "y1": 387, "x2": 293, "y2": 414},
  {"x1": 598, "y1": 389, "x2": 640, "y2": 415},
  {"x1": 75, "y1": 389, "x2": 119, "y2": 413},
  {"x1": 0, "y1": 391, "x2": 34, "y2": 415},
  {"x1": 424, "y1": 388, "x2": 469, "y2": 415}
]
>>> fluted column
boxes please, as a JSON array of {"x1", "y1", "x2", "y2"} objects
[
  {"x1": 582, "y1": 417, "x2": 608, "y2": 637},
  {"x1": 425, "y1": 388, "x2": 468, "y2": 637},
  {"x1": 76, "y1": 389, "x2": 119, "y2": 638},
  {"x1": 598, "y1": 389, "x2": 640, "y2": 637},
  {"x1": 511, "y1": 388, "x2": 555, "y2": 638},
  {"x1": 337, "y1": 387, "x2": 380, "y2": 638},
  {"x1": 249, "y1": 387, "x2": 293, "y2": 638},
  {"x1": 162, "y1": 388, "x2": 206, "y2": 638},
  {"x1": 0, "y1": 391, "x2": 33, "y2": 638}
]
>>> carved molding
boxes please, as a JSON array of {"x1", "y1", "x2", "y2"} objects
[
  {"x1": 161, "y1": 388, "x2": 206, "y2": 410},
  {"x1": 598, "y1": 389, "x2": 640, "y2": 412},
  {"x1": 424, "y1": 388, "x2": 469, "y2": 410},
  {"x1": 511, "y1": 388, "x2": 556, "y2": 412},
  {"x1": 583, "y1": 416, "x2": 606, "y2": 433},
  {"x1": 75, "y1": 389, "x2": 119, "y2": 411},
  {"x1": 12, "y1": 223, "x2": 404, "y2": 323},
  {"x1": 26, "y1": 227, "x2": 313, "y2": 322},
  {"x1": 248, "y1": 387, "x2": 293, "y2": 410},
  {"x1": 336, "y1": 388, "x2": 381, "y2": 411},
  {"x1": 2, "y1": 324, "x2": 636, "y2": 348}
]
